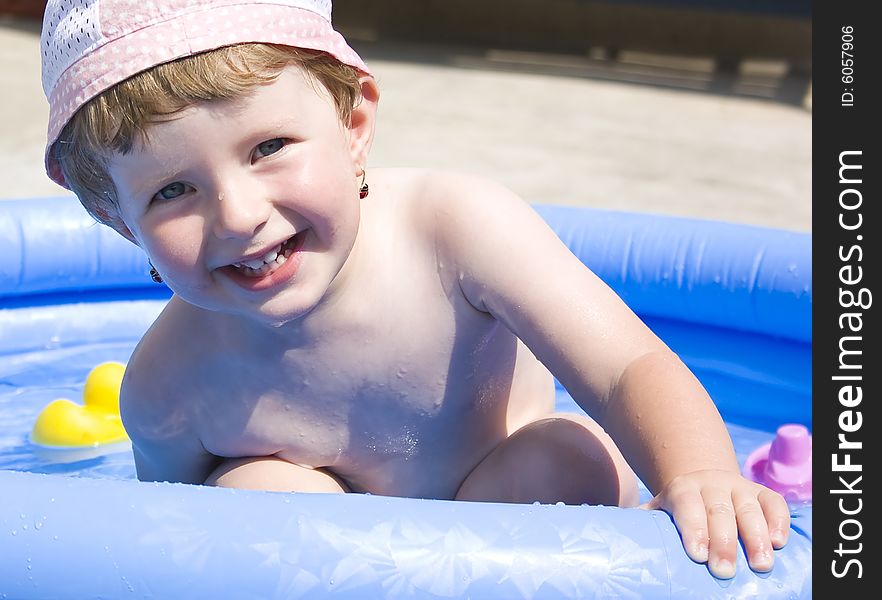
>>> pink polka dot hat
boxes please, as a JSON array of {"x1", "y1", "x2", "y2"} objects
[{"x1": 40, "y1": 0, "x2": 370, "y2": 188}]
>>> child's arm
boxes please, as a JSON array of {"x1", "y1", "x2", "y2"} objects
[
  {"x1": 130, "y1": 435, "x2": 220, "y2": 486},
  {"x1": 120, "y1": 371, "x2": 220, "y2": 486},
  {"x1": 432, "y1": 173, "x2": 790, "y2": 578}
]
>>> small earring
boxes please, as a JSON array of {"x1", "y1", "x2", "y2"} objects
[
  {"x1": 358, "y1": 168, "x2": 369, "y2": 199},
  {"x1": 148, "y1": 261, "x2": 163, "y2": 283}
]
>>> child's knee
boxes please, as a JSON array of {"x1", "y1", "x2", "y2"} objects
[
  {"x1": 546, "y1": 414, "x2": 640, "y2": 507},
  {"x1": 205, "y1": 456, "x2": 349, "y2": 494},
  {"x1": 457, "y1": 414, "x2": 638, "y2": 507}
]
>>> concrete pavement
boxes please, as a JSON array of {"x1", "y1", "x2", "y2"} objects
[{"x1": 1, "y1": 16, "x2": 810, "y2": 231}]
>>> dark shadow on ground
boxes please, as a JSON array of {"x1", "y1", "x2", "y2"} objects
[{"x1": 346, "y1": 37, "x2": 811, "y2": 109}]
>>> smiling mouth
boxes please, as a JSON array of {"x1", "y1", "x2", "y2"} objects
[{"x1": 231, "y1": 232, "x2": 304, "y2": 278}]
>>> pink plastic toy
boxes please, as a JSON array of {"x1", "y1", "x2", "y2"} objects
[{"x1": 743, "y1": 424, "x2": 812, "y2": 502}]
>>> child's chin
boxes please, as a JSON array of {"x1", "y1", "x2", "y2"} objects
[{"x1": 250, "y1": 299, "x2": 317, "y2": 329}]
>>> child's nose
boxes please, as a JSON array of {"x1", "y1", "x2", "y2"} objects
[{"x1": 211, "y1": 185, "x2": 271, "y2": 240}]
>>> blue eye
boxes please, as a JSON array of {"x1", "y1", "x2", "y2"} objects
[
  {"x1": 254, "y1": 138, "x2": 285, "y2": 159},
  {"x1": 154, "y1": 182, "x2": 190, "y2": 202}
]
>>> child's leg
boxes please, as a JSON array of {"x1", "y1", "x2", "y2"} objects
[
  {"x1": 205, "y1": 456, "x2": 350, "y2": 494},
  {"x1": 455, "y1": 413, "x2": 639, "y2": 507}
]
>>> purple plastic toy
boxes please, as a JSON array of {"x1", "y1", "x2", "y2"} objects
[{"x1": 743, "y1": 424, "x2": 812, "y2": 502}]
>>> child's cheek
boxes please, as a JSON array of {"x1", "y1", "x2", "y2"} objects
[{"x1": 142, "y1": 216, "x2": 205, "y2": 271}]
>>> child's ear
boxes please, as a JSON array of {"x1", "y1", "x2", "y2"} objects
[{"x1": 347, "y1": 76, "x2": 379, "y2": 170}]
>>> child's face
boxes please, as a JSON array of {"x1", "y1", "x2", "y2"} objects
[{"x1": 107, "y1": 65, "x2": 375, "y2": 326}]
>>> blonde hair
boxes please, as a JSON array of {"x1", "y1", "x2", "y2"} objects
[{"x1": 52, "y1": 44, "x2": 363, "y2": 230}]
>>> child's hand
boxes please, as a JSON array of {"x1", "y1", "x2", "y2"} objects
[{"x1": 643, "y1": 469, "x2": 791, "y2": 579}]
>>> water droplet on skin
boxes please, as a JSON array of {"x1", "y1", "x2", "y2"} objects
[
  {"x1": 555, "y1": 501, "x2": 565, "y2": 507},
  {"x1": 11, "y1": 530, "x2": 17, "y2": 536},
  {"x1": 34, "y1": 522, "x2": 43, "y2": 530},
  {"x1": 53, "y1": 535, "x2": 59, "y2": 541}
]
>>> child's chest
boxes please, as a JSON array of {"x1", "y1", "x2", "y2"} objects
[{"x1": 191, "y1": 299, "x2": 519, "y2": 496}]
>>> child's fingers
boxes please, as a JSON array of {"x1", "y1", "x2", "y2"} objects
[
  {"x1": 701, "y1": 488, "x2": 739, "y2": 579},
  {"x1": 759, "y1": 487, "x2": 791, "y2": 548},
  {"x1": 733, "y1": 488, "x2": 775, "y2": 573},
  {"x1": 656, "y1": 484, "x2": 710, "y2": 565},
  {"x1": 647, "y1": 474, "x2": 791, "y2": 579}
]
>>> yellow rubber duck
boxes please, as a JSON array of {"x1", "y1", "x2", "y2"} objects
[{"x1": 31, "y1": 362, "x2": 129, "y2": 447}]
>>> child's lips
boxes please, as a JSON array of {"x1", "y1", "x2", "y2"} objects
[{"x1": 222, "y1": 230, "x2": 307, "y2": 291}]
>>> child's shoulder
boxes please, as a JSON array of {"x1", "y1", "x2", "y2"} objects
[
  {"x1": 371, "y1": 167, "x2": 529, "y2": 231},
  {"x1": 120, "y1": 298, "x2": 213, "y2": 413},
  {"x1": 368, "y1": 167, "x2": 552, "y2": 292},
  {"x1": 374, "y1": 167, "x2": 520, "y2": 202}
]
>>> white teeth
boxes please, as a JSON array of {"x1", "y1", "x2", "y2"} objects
[
  {"x1": 231, "y1": 238, "x2": 297, "y2": 277},
  {"x1": 235, "y1": 242, "x2": 283, "y2": 269},
  {"x1": 241, "y1": 258, "x2": 266, "y2": 269}
]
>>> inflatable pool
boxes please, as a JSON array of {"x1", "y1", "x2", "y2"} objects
[{"x1": 1, "y1": 197, "x2": 811, "y2": 598}]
